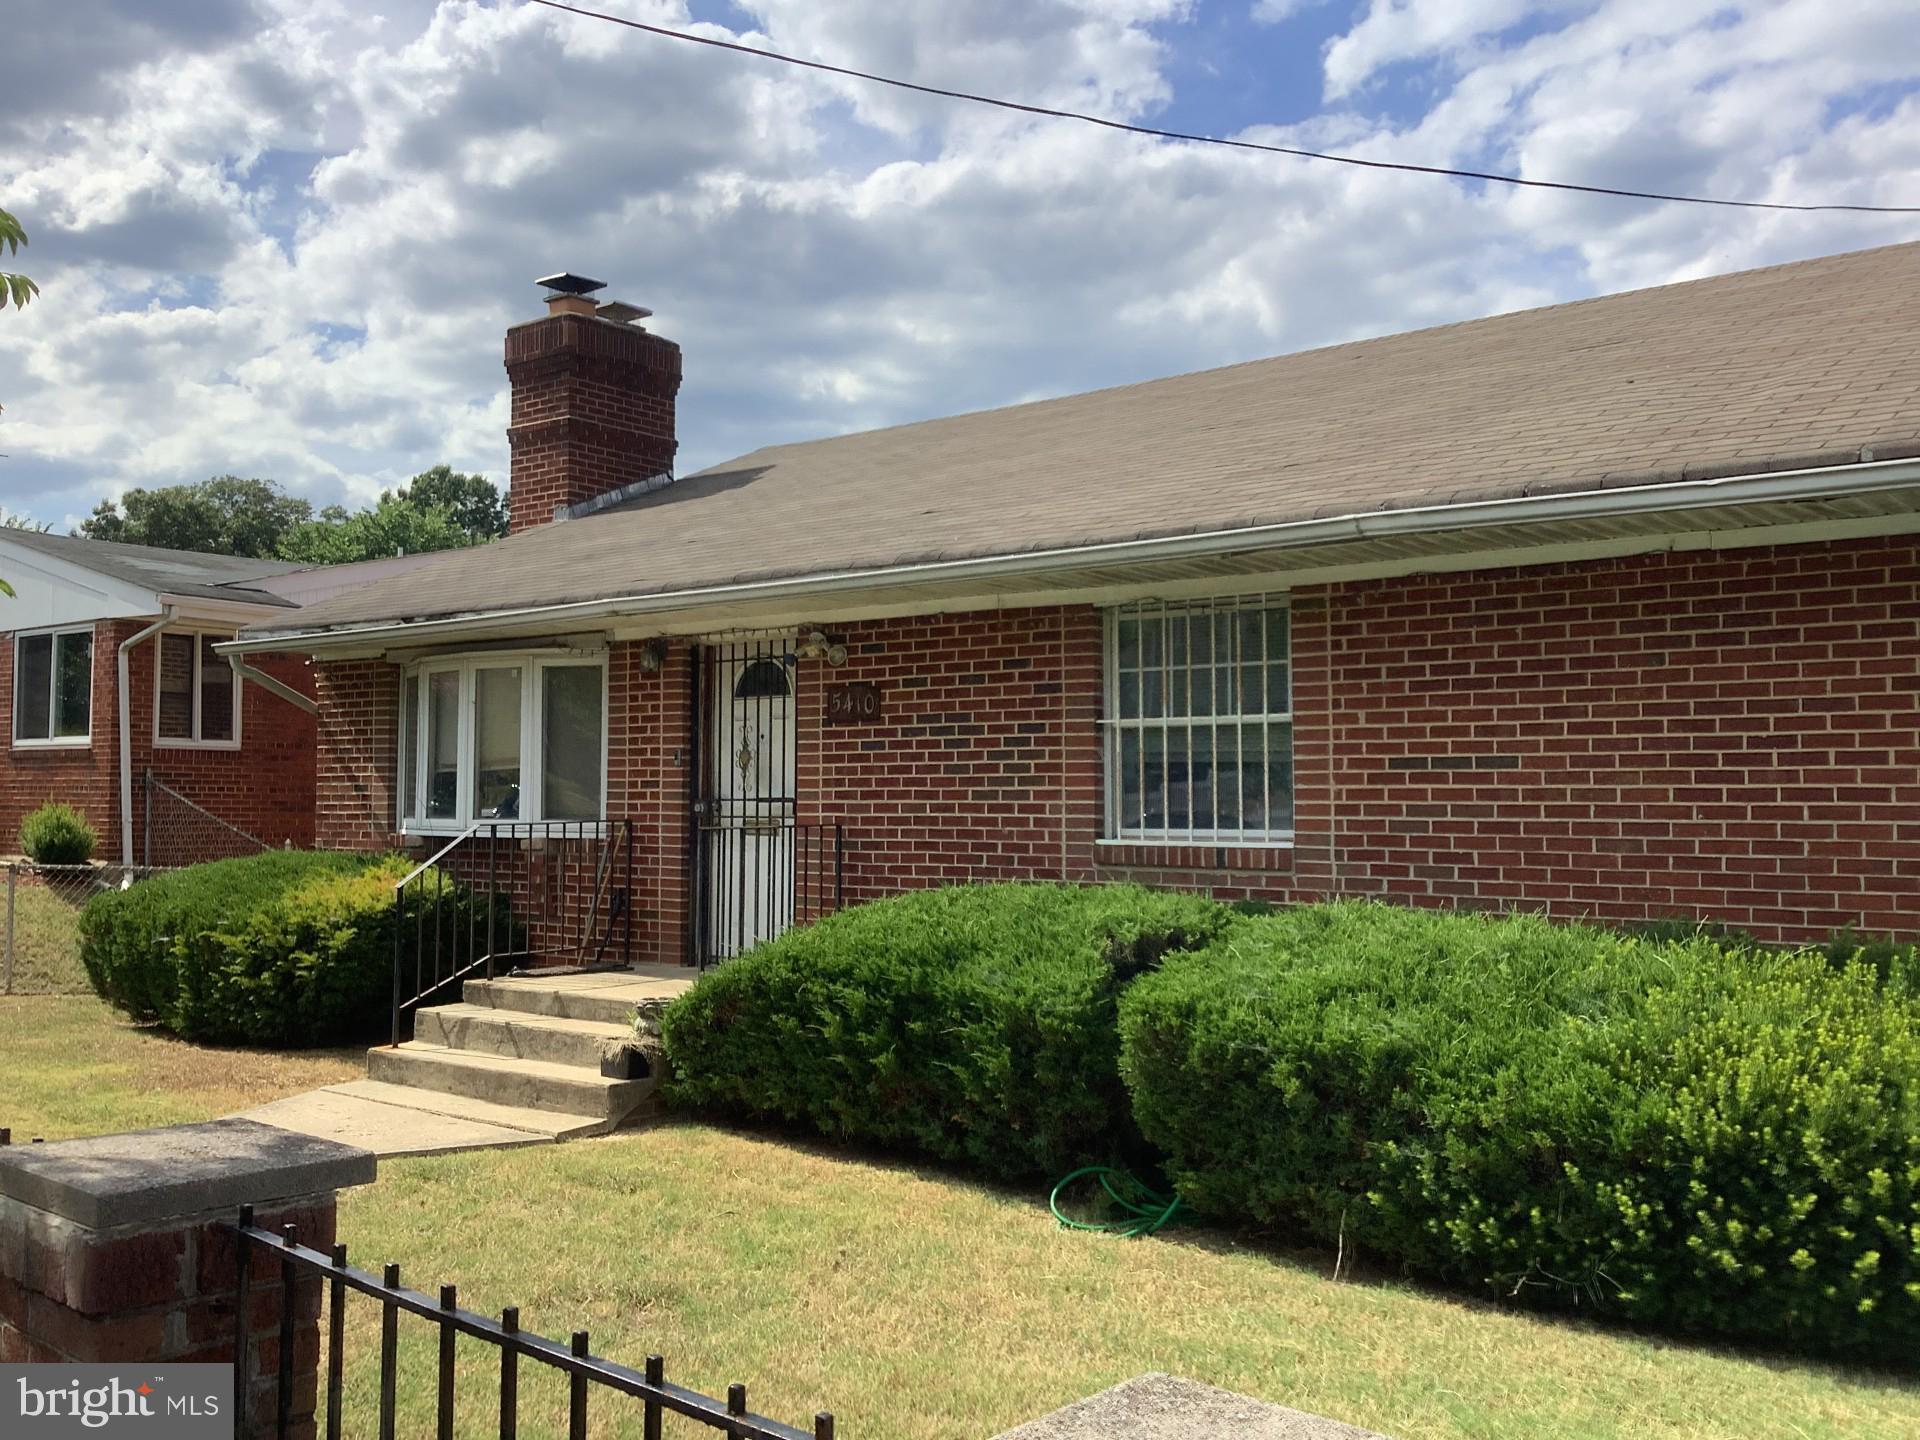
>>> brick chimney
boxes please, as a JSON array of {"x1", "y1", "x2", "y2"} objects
[{"x1": 504, "y1": 273, "x2": 682, "y2": 534}]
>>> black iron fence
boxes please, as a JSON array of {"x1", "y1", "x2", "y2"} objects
[
  {"x1": 392, "y1": 820, "x2": 637, "y2": 1044},
  {"x1": 233, "y1": 1208, "x2": 833, "y2": 1440}
]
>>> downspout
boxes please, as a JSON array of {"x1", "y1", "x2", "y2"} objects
[{"x1": 118, "y1": 610, "x2": 174, "y2": 866}]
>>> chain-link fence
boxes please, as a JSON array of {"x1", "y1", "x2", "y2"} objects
[
  {"x1": 0, "y1": 862, "x2": 172, "y2": 996},
  {"x1": 142, "y1": 769, "x2": 273, "y2": 869}
]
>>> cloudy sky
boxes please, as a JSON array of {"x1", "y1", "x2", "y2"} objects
[{"x1": 1, "y1": 0, "x2": 1916, "y2": 531}]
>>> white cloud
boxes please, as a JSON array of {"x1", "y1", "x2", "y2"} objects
[{"x1": 0, "y1": 0, "x2": 1914, "y2": 532}]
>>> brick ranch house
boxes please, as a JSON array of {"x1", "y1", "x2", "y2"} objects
[
  {"x1": 0, "y1": 534, "x2": 433, "y2": 865},
  {"x1": 229, "y1": 241, "x2": 1920, "y2": 978}
]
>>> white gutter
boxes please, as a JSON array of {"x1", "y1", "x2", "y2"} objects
[
  {"x1": 218, "y1": 455, "x2": 1920, "y2": 655},
  {"x1": 229, "y1": 655, "x2": 317, "y2": 715},
  {"x1": 118, "y1": 610, "x2": 174, "y2": 866}
]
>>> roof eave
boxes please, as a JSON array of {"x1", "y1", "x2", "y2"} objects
[{"x1": 221, "y1": 455, "x2": 1920, "y2": 655}]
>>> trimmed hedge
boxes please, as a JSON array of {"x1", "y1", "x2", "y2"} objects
[
  {"x1": 661, "y1": 882, "x2": 1227, "y2": 1180},
  {"x1": 1119, "y1": 901, "x2": 1920, "y2": 1358},
  {"x1": 20, "y1": 801, "x2": 97, "y2": 864},
  {"x1": 80, "y1": 851, "x2": 428, "y2": 1046}
]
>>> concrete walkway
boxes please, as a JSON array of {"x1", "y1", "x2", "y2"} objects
[{"x1": 239, "y1": 966, "x2": 695, "y2": 1158}]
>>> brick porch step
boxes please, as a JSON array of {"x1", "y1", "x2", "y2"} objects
[
  {"x1": 367, "y1": 1043, "x2": 657, "y2": 1124},
  {"x1": 415, "y1": 1002, "x2": 632, "y2": 1070}
]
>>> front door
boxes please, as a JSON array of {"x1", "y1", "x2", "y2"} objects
[{"x1": 695, "y1": 639, "x2": 798, "y2": 964}]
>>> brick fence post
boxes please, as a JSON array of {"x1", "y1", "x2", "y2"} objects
[{"x1": 0, "y1": 1118, "x2": 375, "y2": 1440}]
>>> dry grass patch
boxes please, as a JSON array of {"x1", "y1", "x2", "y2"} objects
[
  {"x1": 331, "y1": 1124, "x2": 1920, "y2": 1440},
  {"x1": 0, "y1": 995, "x2": 361, "y2": 1139},
  {"x1": 2, "y1": 875, "x2": 98, "y2": 994}
]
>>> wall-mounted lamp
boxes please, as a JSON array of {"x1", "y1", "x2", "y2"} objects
[
  {"x1": 793, "y1": 629, "x2": 848, "y2": 667},
  {"x1": 637, "y1": 639, "x2": 668, "y2": 673}
]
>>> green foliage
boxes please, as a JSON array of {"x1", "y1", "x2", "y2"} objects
[
  {"x1": 276, "y1": 492, "x2": 477, "y2": 565},
  {"x1": 0, "y1": 204, "x2": 37, "y2": 312},
  {"x1": 80, "y1": 476, "x2": 313, "y2": 558},
  {"x1": 393, "y1": 464, "x2": 508, "y2": 540},
  {"x1": 1119, "y1": 902, "x2": 1920, "y2": 1359},
  {"x1": 662, "y1": 883, "x2": 1228, "y2": 1181},
  {"x1": 74, "y1": 465, "x2": 504, "y2": 566},
  {"x1": 19, "y1": 801, "x2": 97, "y2": 865},
  {"x1": 78, "y1": 851, "x2": 439, "y2": 1046}
]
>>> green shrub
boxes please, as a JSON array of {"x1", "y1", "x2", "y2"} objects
[
  {"x1": 1119, "y1": 901, "x2": 1920, "y2": 1358},
  {"x1": 20, "y1": 801, "x2": 97, "y2": 865},
  {"x1": 79, "y1": 850, "x2": 443, "y2": 1046},
  {"x1": 661, "y1": 883, "x2": 1228, "y2": 1181}
]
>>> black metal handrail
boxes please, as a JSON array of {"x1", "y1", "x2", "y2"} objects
[
  {"x1": 392, "y1": 819, "x2": 637, "y2": 1045},
  {"x1": 233, "y1": 1209, "x2": 833, "y2": 1440}
]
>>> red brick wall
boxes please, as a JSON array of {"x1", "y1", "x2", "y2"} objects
[
  {"x1": 505, "y1": 312, "x2": 681, "y2": 533},
  {"x1": 794, "y1": 609, "x2": 1101, "y2": 897},
  {"x1": 790, "y1": 534, "x2": 1918, "y2": 943},
  {"x1": 313, "y1": 658, "x2": 401, "y2": 853},
  {"x1": 0, "y1": 621, "x2": 316, "y2": 862},
  {"x1": 311, "y1": 532, "x2": 1920, "y2": 951},
  {"x1": 1299, "y1": 536, "x2": 1920, "y2": 940}
]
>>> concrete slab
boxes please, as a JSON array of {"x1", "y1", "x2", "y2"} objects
[
  {"x1": 239, "y1": 1086, "x2": 556, "y2": 1159},
  {"x1": 0, "y1": 1119, "x2": 376, "y2": 1227},
  {"x1": 994, "y1": 1375, "x2": 1389, "y2": 1440}
]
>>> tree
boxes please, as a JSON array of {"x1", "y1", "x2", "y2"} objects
[
  {"x1": 391, "y1": 465, "x2": 507, "y2": 540},
  {"x1": 276, "y1": 494, "x2": 478, "y2": 566},
  {"x1": 0, "y1": 509, "x2": 49, "y2": 532},
  {"x1": 79, "y1": 476, "x2": 312, "y2": 558},
  {"x1": 0, "y1": 206, "x2": 35, "y2": 313}
]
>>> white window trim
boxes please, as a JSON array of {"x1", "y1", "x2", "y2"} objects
[
  {"x1": 12, "y1": 624, "x2": 96, "y2": 750},
  {"x1": 396, "y1": 650, "x2": 611, "y2": 836},
  {"x1": 152, "y1": 627, "x2": 244, "y2": 751},
  {"x1": 1100, "y1": 595, "x2": 1295, "y2": 847}
]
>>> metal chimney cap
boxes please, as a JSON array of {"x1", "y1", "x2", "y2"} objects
[
  {"x1": 535, "y1": 272, "x2": 607, "y2": 296},
  {"x1": 596, "y1": 300, "x2": 654, "y2": 325}
]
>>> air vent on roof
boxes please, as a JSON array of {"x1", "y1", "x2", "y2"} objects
[
  {"x1": 596, "y1": 300, "x2": 654, "y2": 326},
  {"x1": 536, "y1": 272, "x2": 606, "y2": 297}
]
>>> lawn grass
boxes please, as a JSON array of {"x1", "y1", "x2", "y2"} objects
[
  {"x1": 8, "y1": 993, "x2": 1918, "y2": 1439},
  {"x1": 2, "y1": 874, "x2": 102, "y2": 994},
  {"x1": 0, "y1": 995, "x2": 361, "y2": 1139},
  {"x1": 331, "y1": 1125, "x2": 1920, "y2": 1440}
]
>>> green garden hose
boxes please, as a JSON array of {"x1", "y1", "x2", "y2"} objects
[{"x1": 1049, "y1": 1166, "x2": 1185, "y2": 1238}]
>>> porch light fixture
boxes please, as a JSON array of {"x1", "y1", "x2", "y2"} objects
[
  {"x1": 794, "y1": 629, "x2": 848, "y2": 667},
  {"x1": 637, "y1": 639, "x2": 668, "y2": 673}
]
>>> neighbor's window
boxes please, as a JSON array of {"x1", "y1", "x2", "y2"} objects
[
  {"x1": 398, "y1": 653, "x2": 606, "y2": 829},
  {"x1": 1103, "y1": 597, "x2": 1293, "y2": 842},
  {"x1": 13, "y1": 627, "x2": 93, "y2": 746},
  {"x1": 155, "y1": 631, "x2": 240, "y2": 745}
]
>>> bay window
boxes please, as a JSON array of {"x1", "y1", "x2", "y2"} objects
[
  {"x1": 397, "y1": 653, "x2": 607, "y2": 830},
  {"x1": 1102, "y1": 596, "x2": 1293, "y2": 843},
  {"x1": 13, "y1": 626, "x2": 93, "y2": 746}
]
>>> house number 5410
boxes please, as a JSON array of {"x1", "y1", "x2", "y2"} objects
[{"x1": 824, "y1": 683, "x2": 883, "y2": 725}]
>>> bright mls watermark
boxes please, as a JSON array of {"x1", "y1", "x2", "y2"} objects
[{"x1": 2, "y1": 1365, "x2": 232, "y2": 1439}]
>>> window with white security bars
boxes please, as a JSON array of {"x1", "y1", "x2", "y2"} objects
[{"x1": 1102, "y1": 596, "x2": 1294, "y2": 843}]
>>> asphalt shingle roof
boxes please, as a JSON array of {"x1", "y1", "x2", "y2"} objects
[
  {"x1": 2, "y1": 530, "x2": 303, "y2": 607},
  {"x1": 256, "y1": 240, "x2": 1920, "y2": 637}
]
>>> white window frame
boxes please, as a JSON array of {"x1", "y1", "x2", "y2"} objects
[
  {"x1": 1100, "y1": 595, "x2": 1294, "y2": 846},
  {"x1": 152, "y1": 627, "x2": 244, "y2": 751},
  {"x1": 12, "y1": 624, "x2": 96, "y2": 749},
  {"x1": 396, "y1": 650, "x2": 611, "y2": 835}
]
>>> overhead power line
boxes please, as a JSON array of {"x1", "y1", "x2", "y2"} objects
[{"x1": 529, "y1": 0, "x2": 1919, "y2": 216}]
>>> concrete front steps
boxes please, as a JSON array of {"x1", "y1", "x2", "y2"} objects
[{"x1": 364, "y1": 965, "x2": 695, "y2": 1141}]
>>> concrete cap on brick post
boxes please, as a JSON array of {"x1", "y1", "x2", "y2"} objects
[
  {"x1": 0, "y1": 1117, "x2": 373, "y2": 1400},
  {"x1": 0, "y1": 1120, "x2": 374, "y2": 1230}
]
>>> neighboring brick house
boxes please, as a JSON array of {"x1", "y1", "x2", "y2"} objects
[
  {"x1": 232, "y1": 243, "x2": 1920, "y2": 983},
  {"x1": 0, "y1": 534, "x2": 429, "y2": 865}
]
